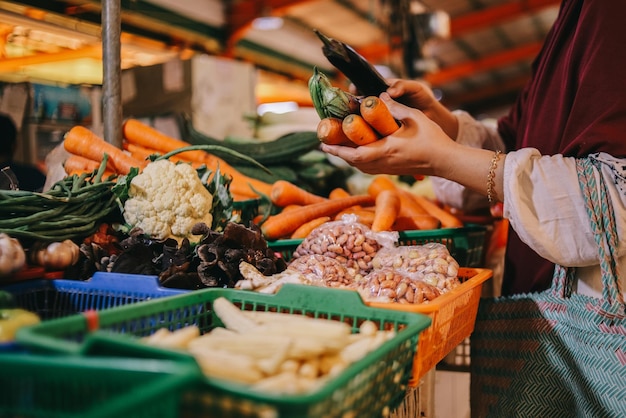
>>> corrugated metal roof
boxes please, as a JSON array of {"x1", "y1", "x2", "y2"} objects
[{"x1": 0, "y1": 0, "x2": 562, "y2": 114}]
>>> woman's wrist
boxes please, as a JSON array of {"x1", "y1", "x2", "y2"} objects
[{"x1": 430, "y1": 102, "x2": 459, "y2": 140}]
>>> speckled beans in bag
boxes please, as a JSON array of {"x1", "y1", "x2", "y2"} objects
[
  {"x1": 290, "y1": 215, "x2": 398, "y2": 276},
  {"x1": 371, "y1": 243, "x2": 461, "y2": 293},
  {"x1": 356, "y1": 267, "x2": 442, "y2": 304},
  {"x1": 287, "y1": 254, "x2": 361, "y2": 288}
]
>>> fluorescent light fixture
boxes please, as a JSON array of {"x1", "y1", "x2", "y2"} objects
[{"x1": 257, "y1": 101, "x2": 298, "y2": 115}]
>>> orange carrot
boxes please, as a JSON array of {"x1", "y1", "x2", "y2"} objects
[
  {"x1": 412, "y1": 195, "x2": 464, "y2": 228},
  {"x1": 123, "y1": 142, "x2": 204, "y2": 169},
  {"x1": 252, "y1": 214, "x2": 265, "y2": 225},
  {"x1": 123, "y1": 142, "x2": 161, "y2": 161},
  {"x1": 367, "y1": 176, "x2": 439, "y2": 230},
  {"x1": 290, "y1": 216, "x2": 331, "y2": 239},
  {"x1": 360, "y1": 96, "x2": 400, "y2": 137},
  {"x1": 281, "y1": 204, "x2": 303, "y2": 212},
  {"x1": 328, "y1": 187, "x2": 352, "y2": 199},
  {"x1": 371, "y1": 189, "x2": 401, "y2": 232},
  {"x1": 122, "y1": 119, "x2": 208, "y2": 163},
  {"x1": 397, "y1": 190, "x2": 440, "y2": 230},
  {"x1": 317, "y1": 117, "x2": 353, "y2": 145},
  {"x1": 63, "y1": 126, "x2": 146, "y2": 175},
  {"x1": 392, "y1": 216, "x2": 415, "y2": 232},
  {"x1": 260, "y1": 194, "x2": 375, "y2": 240},
  {"x1": 342, "y1": 114, "x2": 379, "y2": 146},
  {"x1": 270, "y1": 180, "x2": 327, "y2": 207},
  {"x1": 367, "y1": 175, "x2": 397, "y2": 198},
  {"x1": 63, "y1": 154, "x2": 100, "y2": 174}
]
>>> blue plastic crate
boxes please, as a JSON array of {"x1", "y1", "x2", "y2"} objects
[{"x1": 1, "y1": 272, "x2": 188, "y2": 320}]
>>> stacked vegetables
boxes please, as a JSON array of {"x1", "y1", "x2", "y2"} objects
[
  {"x1": 309, "y1": 67, "x2": 400, "y2": 146},
  {"x1": 0, "y1": 103, "x2": 464, "y2": 287}
]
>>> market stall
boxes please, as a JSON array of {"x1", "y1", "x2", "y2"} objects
[
  {"x1": 0, "y1": 2, "x2": 498, "y2": 417},
  {"x1": 0, "y1": 120, "x2": 494, "y2": 417}
]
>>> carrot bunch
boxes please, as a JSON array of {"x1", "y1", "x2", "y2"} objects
[
  {"x1": 317, "y1": 96, "x2": 400, "y2": 146},
  {"x1": 63, "y1": 125, "x2": 148, "y2": 176}
]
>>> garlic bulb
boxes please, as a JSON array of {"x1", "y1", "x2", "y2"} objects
[
  {"x1": 0, "y1": 233, "x2": 26, "y2": 277},
  {"x1": 31, "y1": 239, "x2": 80, "y2": 270}
]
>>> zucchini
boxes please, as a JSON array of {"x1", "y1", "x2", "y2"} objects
[
  {"x1": 180, "y1": 114, "x2": 321, "y2": 165},
  {"x1": 232, "y1": 164, "x2": 299, "y2": 184}
]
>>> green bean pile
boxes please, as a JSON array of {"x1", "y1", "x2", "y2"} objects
[{"x1": 0, "y1": 158, "x2": 121, "y2": 243}]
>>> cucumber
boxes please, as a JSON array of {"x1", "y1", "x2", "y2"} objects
[
  {"x1": 232, "y1": 164, "x2": 299, "y2": 184},
  {"x1": 180, "y1": 114, "x2": 321, "y2": 165}
]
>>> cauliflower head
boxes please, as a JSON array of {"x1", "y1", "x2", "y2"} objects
[{"x1": 123, "y1": 159, "x2": 213, "y2": 242}]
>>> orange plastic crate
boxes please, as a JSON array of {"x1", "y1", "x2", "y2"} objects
[{"x1": 366, "y1": 267, "x2": 492, "y2": 386}]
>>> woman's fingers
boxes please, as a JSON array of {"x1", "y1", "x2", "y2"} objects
[{"x1": 380, "y1": 94, "x2": 423, "y2": 134}]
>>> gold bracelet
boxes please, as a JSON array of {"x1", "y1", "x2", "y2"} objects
[{"x1": 487, "y1": 150, "x2": 502, "y2": 204}]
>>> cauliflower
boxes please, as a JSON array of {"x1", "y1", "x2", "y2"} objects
[{"x1": 123, "y1": 159, "x2": 213, "y2": 242}]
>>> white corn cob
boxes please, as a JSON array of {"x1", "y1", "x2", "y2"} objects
[
  {"x1": 250, "y1": 316, "x2": 352, "y2": 340},
  {"x1": 145, "y1": 325, "x2": 200, "y2": 350},
  {"x1": 187, "y1": 331, "x2": 292, "y2": 360},
  {"x1": 189, "y1": 346, "x2": 264, "y2": 384},
  {"x1": 212, "y1": 297, "x2": 259, "y2": 333}
]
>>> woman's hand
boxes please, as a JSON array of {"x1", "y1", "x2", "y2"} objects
[
  {"x1": 320, "y1": 94, "x2": 502, "y2": 199},
  {"x1": 321, "y1": 93, "x2": 455, "y2": 176},
  {"x1": 386, "y1": 79, "x2": 459, "y2": 140}
]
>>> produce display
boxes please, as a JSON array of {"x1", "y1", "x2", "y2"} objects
[
  {"x1": 0, "y1": 117, "x2": 490, "y2": 418},
  {"x1": 141, "y1": 296, "x2": 397, "y2": 394},
  {"x1": 1, "y1": 114, "x2": 469, "y2": 298},
  {"x1": 236, "y1": 214, "x2": 462, "y2": 304},
  {"x1": 0, "y1": 68, "x2": 492, "y2": 418}
]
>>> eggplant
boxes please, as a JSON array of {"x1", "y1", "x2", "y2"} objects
[{"x1": 314, "y1": 29, "x2": 389, "y2": 97}]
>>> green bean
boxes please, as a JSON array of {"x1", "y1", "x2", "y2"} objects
[
  {"x1": 71, "y1": 172, "x2": 89, "y2": 193},
  {"x1": 0, "y1": 221, "x2": 98, "y2": 242},
  {"x1": 0, "y1": 205, "x2": 46, "y2": 215},
  {"x1": 0, "y1": 189, "x2": 49, "y2": 199},
  {"x1": 28, "y1": 217, "x2": 98, "y2": 232},
  {"x1": 92, "y1": 153, "x2": 110, "y2": 184},
  {"x1": 0, "y1": 180, "x2": 114, "y2": 204},
  {"x1": 0, "y1": 205, "x2": 69, "y2": 228},
  {"x1": 28, "y1": 200, "x2": 117, "y2": 230},
  {"x1": 0, "y1": 191, "x2": 69, "y2": 207}
]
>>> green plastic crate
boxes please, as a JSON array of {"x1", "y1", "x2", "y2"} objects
[
  {"x1": 17, "y1": 284, "x2": 431, "y2": 418},
  {"x1": 0, "y1": 354, "x2": 198, "y2": 418},
  {"x1": 268, "y1": 224, "x2": 488, "y2": 267}
]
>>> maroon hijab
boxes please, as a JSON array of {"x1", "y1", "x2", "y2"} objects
[{"x1": 497, "y1": 0, "x2": 626, "y2": 295}]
